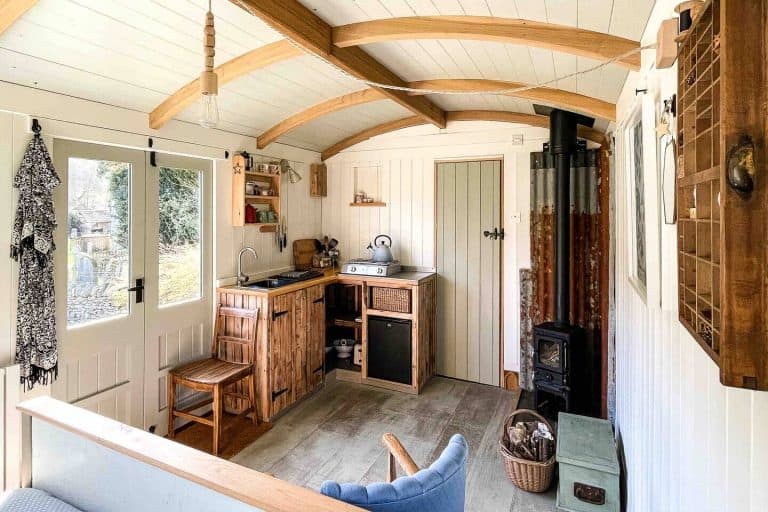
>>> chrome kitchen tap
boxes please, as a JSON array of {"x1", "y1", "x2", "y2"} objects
[{"x1": 237, "y1": 247, "x2": 258, "y2": 286}]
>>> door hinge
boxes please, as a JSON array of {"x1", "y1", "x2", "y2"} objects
[
  {"x1": 272, "y1": 310, "x2": 289, "y2": 321},
  {"x1": 128, "y1": 278, "x2": 145, "y2": 303}
]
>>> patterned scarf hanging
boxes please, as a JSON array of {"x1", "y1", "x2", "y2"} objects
[{"x1": 11, "y1": 135, "x2": 61, "y2": 389}]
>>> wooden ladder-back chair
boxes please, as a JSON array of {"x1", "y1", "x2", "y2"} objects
[{"x1": 168, "y1": 305, "x2": 259, "y2": 455}]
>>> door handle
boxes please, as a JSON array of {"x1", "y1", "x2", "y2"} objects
[
  {"x1": 271, "y1": 388, "x2": 289, "y2": 401},
  {"x1": 313, "y1": 364, "x2": 323, "y2": 374},
  {"x1": 272, "y1": 310, "x2": 289, "y2": 321},
  {"x1": 312, "y1": 297, "x2": 325, "y2": 304},
  {"x1": 127, "y1": 278, "x2": 144, "y2": 304},
  {"x1": 483, "y1": 228, "x2": 505, "y2": 241}
]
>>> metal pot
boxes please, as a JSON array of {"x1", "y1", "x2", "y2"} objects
[{"x1": 369, "y1": 234, "x2": 394, "y2": 263}]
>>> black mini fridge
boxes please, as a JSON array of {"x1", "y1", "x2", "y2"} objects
[{"x1": 367, "y1": 316, "x2": 412, "y2": 385}]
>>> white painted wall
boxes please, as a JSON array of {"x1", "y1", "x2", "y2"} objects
[
  {"x1": 322, "y1": 121, "x2": 555, "y2": 373},
  {"x1": 613, "y1": 2, "x2": 768, "y2": 511}
]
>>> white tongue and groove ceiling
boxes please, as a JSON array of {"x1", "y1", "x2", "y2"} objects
[{"x1": 0, "y1": 0, "x2": 654, "y2": 152}]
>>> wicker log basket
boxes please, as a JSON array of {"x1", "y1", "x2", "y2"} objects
[{"x1": 499, "y1": 409, "x2": 556, "y2": 493}]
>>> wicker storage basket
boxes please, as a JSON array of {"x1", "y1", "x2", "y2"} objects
[
  {"x1": 499, "y1": 409, "x2": 556, "y2": 493},
  {"x1": 370, "y1": 287, "x2": 411, "y2": 313}
]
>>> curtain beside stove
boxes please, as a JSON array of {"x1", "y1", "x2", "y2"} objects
[{"x1": 520, "y1": 149, "x2": 603, "y2": 391}]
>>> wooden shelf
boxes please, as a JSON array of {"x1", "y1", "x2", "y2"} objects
[
  {"x1": 232, "y1": 154, "x2": 281, "y2": 227},
  {"x1": 245, "y1": 171, "x2": 280, "y2": 179},
  {"x1": 349, "y1": 202, "x2": 386, "y2": 207}
]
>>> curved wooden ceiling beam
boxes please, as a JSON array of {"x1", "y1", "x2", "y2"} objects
[
  {"x1": 149, "y1": 40, "x2": 302, "y2": 130},
  {"x1": 408, "y1": 79, "x2": 616, "y2": 121},
  {"x1": 257, "y1": 88, "x2": 386, "y2": 148},
  {"x1": 1, "y1": 0, "x2": 37, "y2": 35},
  {"x1": 321, "y1": 116, "x2": 424, "y2": 161},
  {"x1": 333, "y1": 16, "x2": 640, "y2": 71},
  {"x1": 259, "y1": 79, "x2": 614, "y2": 149},
  {"x1": 321, "y1": 110, "x2": 605, "y2": 160}
]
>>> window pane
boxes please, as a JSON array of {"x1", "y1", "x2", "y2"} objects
[
  {"x1": 67, "y1": 158, "x2": 130, "y2": 326},
  {"x1": 158, "y1": 167, "x2": 202, "y2": 306}
]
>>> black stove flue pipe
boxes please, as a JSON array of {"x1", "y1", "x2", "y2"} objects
[{"x1": 549, "y1": 109, "x2": 579, "y2": 326}]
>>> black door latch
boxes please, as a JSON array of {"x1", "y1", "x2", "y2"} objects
[
  {"x1": 128, "y1": 278, "x2": 145, "y2": 303},
  {"x1": 483, "y1": 227, "x2": 505, "y2": 240}
]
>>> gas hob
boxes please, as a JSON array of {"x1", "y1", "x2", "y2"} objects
[{"x1": 341, "y1": 259, "x2": 402, "y2": 277}]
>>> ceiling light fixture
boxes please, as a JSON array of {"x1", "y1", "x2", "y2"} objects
[{"x1": 199, "y1": 0, "x2": 220, "y2": 129}]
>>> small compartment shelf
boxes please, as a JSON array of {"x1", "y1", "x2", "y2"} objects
[
  {"x1": 676, "y1": 0, "x2": 768, "y2": 390},
  {"x1": 231, "y1": 153, "x2": 281, "y2": 227}
]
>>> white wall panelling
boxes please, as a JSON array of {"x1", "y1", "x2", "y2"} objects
[
  {"x1": 322, "y1": 120, "x2": 561, "y2": 372},
  {"x1": 613, "y1": 1, "x2": 768, "y2": 511}
]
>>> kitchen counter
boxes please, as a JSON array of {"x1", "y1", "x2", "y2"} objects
[{"x1": 218, "y1": 269, "x2": 435, "y2": 296}]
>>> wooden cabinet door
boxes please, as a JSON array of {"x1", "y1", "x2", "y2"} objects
[
  {"x1": 308, "y1": 285, "x2": 326, "y2": 389},
  {"x1": 269, "y1": 293, "x2": 294, "y2": 417},
  {"x1": 293, "y1": 289, "x2": 309, "y2": 402}
]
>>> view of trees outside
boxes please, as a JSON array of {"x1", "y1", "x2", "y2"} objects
[
  {"x1": 157, "y1": 167, "x2": 201, "y2": 306},
  {"x1": 67, "y1": 158, "x2": 129, "y2": 326},
  {"x1": 67, "y1": 160, "x2": 202, "y2": 326}
]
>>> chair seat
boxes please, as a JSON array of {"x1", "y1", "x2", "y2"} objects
[{"x1": 171, "y1": 358, "x2": 252, "y2": 385}]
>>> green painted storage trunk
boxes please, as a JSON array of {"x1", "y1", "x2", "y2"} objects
[{"x1": 555, "y1": 413, "x2": 620, "y2": 512}]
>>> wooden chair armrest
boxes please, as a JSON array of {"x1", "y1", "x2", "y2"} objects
[{"x1": 382, "y1": 433, "x2": 419, "y2": 482}]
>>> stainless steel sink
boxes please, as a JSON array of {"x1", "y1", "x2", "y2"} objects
[{"x1": 244, "y1": 278, "x2": 293, "y2": 289}]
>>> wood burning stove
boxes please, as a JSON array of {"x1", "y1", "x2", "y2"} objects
[{"x1": 533, "y1": 108, "x2": 595, "y2": 418}]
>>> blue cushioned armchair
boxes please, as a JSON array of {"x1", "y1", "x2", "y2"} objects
[{"x1": 320, "y1": 433, "x2": 468, "y2": 512}]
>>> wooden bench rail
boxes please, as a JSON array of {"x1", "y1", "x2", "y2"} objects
[{"x1": 18, "y1": 396, "x2": 364, "y2": 512}]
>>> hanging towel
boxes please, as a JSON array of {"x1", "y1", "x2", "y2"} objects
[{"x1": 11, "y1": 136, "x2": 61, "y2": 389}]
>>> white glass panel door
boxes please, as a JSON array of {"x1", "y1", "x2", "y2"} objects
[
  {"x1": 144, "y1": 153, "x2": 212, "y2": 435},
  {"x1": 53, "y1": 140, "x2": 146, "y2": 427}
]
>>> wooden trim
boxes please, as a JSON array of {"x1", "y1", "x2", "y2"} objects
[
  {"x1": 321, "y1": 110, "x2": 606, "y2": 160},
  {"x1": 503, "y1": 371, "x2": 520, "y2": 391},
  {"x1": 349, "y1": 201, "x2": 387, "y2": 207},
  {"x1": 258, "y1": 88, "x2": 386, "y2": 148},
  {"x1": 599, "y1": 148, "x2": 611, "y2": 418},
  {"x1": 229, "y1": 0, "x2": 446, "y2": 128},
  {"x1": 321, "y1": 116, "x2": 424, "y2": 160},
  {"x1": 382, "y1": 433, "x2": 420, "y2": 478},
  {"x1": 258, "y1": 81, "x2": 615, "y2": 149},
  {"x1": 18, "y1": 396, "x2": 364, "y2": 512},
  {"x1": 149, "y1": 40, "x2": 302, "y2": 129},
  {"x1": 332, "y1": 16, "x2": 641, "y2": 71},
  {"x1": 408, "y1": 79, "x2": 616, "y2": 121},
  {"x1": 0, "y1": 0, "x2": 36, "y2": 35}
]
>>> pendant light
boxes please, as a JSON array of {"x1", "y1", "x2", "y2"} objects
[{"x1": 199, "y1": 0, "x2": 220, "y2": 128}]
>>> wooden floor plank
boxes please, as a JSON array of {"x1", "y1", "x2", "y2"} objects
[{"x1": 233, "y1": 376, "x2": 553, "y2": 512}]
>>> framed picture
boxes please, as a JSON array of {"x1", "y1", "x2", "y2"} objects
[{"x1": 624, "y1": 106, "x2": 648, "y2": 298}]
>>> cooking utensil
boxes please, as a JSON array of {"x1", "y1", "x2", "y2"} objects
[
  {"x1": 281, "y1": 217, "x2": 287, "y2": 250},
  {"x1": 368, "y1": 234, "x2": 394, "y2": 263}
]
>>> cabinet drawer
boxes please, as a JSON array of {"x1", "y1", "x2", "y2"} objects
[{"x1": 370, "y1": 287, "x2": 411, "y2": 313}]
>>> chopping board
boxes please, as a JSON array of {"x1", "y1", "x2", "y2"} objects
[{"x1": 293, "y1": 239, "x2": 318, "y2": 270}]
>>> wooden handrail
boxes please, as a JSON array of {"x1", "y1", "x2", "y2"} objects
[
  {"x1": 382, "y1": 432, "x2": 419, "y2": 482},
  {"x1": 18, "y1": 396, "x2": 364, "y2": 512}
]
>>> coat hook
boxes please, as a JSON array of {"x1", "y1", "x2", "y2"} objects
[{"x1": 31, "y1": 118, "x2": 42, "y2": 137}]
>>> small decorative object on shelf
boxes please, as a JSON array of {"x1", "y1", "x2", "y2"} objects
[
  {"x1": 351, "y1": 190, "x2": 385, "y2": 207},
  {"x1": 676, "y1": 0, "x2": 768, "y2": 390}
]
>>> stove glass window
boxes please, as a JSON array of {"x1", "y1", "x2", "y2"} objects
[{"x1": 538, "y1": 338, "x2": 561, "y2": 370}]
